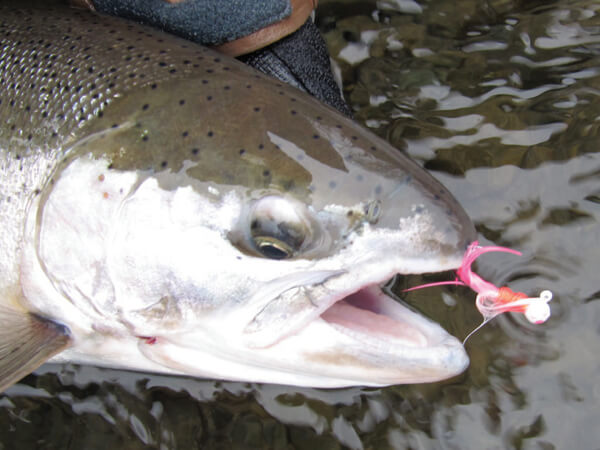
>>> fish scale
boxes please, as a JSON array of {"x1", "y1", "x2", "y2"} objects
[
  {"x1": 0, "y1": 0, "x2": 476, "y2": 390},
  {"x1": 0, "y1": 2, "x2": 214, "y2": 144}
]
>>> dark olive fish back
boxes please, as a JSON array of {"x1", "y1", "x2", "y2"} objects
[
  {"x1": 1, "y1": 1, "x2": 390, "y2": 196},
  {"x1": 0, "y1": 0, "x2": 231, "y2": 156},
  {"x1": 0, "y1": 0, "x2": 473, "y2": 247}
]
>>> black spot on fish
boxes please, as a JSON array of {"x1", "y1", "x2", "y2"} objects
[
  {"x1": 207, "y1": 131, "x2": 214, "y2": 137},
  {"x1": 179, "y1": 99, "x2": 185, "y2": 105},
  {"x1": 191, "y1": 148, "x2": 199, "y2": 155},
  {"x1": 263, "y1": 170, "x2": 270, "y2": 177},
  {"x1": 253, "y1": 107, "x2": 260, "y2": 112},
  {"x1": 142, "y1": 103, "x2": 149, "y2": 110},
  {"x1": 182, "y1": 131, "x2": 189, "y2": 137},
  {"x1": 161, "y1": 161, "x2": 167, "y2": 168},
  {"x1": 239, "y1": 149, "x2": 246, "y2": 155},
  {"x1": 313, "y1": 134, "x2": 320, "y2": 140}
]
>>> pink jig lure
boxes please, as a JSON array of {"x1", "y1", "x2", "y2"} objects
[{"x1": 405, "y1": 241, "x2": 552, "y2": 342}]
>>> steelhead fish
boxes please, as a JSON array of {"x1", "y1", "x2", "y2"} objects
[{"x1": 0, "y1": 0, "x2": 476, "y2": 390}]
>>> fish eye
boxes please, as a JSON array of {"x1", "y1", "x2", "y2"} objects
[{"x1": 249, "y1": 196, "x2": 310, "y2": 259}]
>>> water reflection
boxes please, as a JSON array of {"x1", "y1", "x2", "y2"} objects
[{"x1": 3, "y1": 0, "x2": 600, "y2": 448}]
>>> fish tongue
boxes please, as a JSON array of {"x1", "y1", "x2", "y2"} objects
[{"x1": 321, "y1": 287, "x2": 429, "y2": 347}]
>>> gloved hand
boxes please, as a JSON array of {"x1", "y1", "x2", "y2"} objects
[
  {"x1": 71, "y1": 0, "x2": 352, "y2": 116},
  {"x1": 72, "y1": 0, "x2": 316, "y2": 56}
]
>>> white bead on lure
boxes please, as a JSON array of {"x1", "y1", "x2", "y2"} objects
[{"x1": 405, "y1": 241, "x2": 552, "y2": 342}]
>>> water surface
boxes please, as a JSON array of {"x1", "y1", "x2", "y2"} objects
[{"x1": 2, "y1": 0, "x2": 599, "y2": 448}]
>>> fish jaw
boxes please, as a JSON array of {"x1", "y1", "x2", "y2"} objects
[{"x1": 132, "y1": 282, "x2": 468, "y2": 388}]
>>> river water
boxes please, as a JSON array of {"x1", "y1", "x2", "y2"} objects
[{"x1": 2, "y1": 0, "x2": 599, "y2": 448}]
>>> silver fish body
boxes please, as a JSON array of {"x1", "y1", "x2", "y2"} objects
[{"x1": 0, "y1": 0, "x2": 475, "y2": 389}]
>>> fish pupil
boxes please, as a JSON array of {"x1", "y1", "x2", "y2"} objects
[{"x1": 257, "y1": 242, "x2": 289, "y2": 260}]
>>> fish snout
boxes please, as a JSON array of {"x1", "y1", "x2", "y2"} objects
[{"x1": 370, "y1": 174, "x2": 476, "y2": 267}]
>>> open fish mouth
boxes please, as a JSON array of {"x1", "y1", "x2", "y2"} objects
[
  {"x1": 242, "y1": 264, "x2": 462, "y2": 349},
  {"x1": 224, "y1": 265, "x2": 469, "y2": 386},
  {"x1": 321, "y1": 283, "x2": 438, "y2": 349}
]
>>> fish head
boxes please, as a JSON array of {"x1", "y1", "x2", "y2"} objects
[{"x1": 30, "y1": 66, "x2": 475, "y2": 387}]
